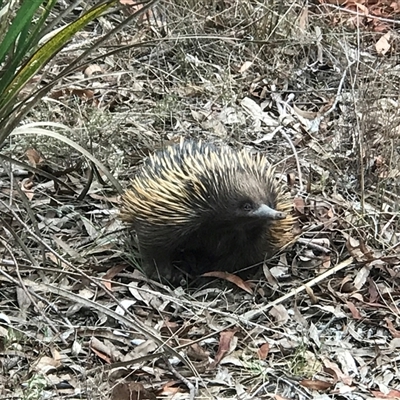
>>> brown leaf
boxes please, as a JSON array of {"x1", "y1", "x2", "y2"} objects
[
  {"x1": 370, "y1": 389, "x2": 400, "y2": 398},
  {"x1": 25, "y1": 148, "x2": 44, "y2": 167},
  {"x1": 274, "y1": 396, "x2": 290, "y2": 400},
  {"x1": 346, "y1": 301, "x2": 362, "y2": 320},
  {"x1": 322, "y1": 357, "x2": 352, "y2": 385},
  {"x1": 385, "y1": 318, "x2": 400, "y2": 338},
  {"x1": 158, "y1": 381, "x2": 184, "y2": 396},
  {"x1": 187, "y1": 343, "x2": 210, "y2": 361},
  {"x1": 20, "y1": 178, "x2": 34, "y2": 201},
  {"x1": 102, "y1": 264, "x2": 127, "y2": 290},
  {"x1": 210, "y1": 329, "x2": 237, "y2": 368},
  {"x1": 89, "y1": 337, "x2": 112, "y2": 364},
  {"x1": 257, "y1": 342, "x2": 270, "y2": 360},
  {"x1": 33, "y1": 355, "x2": 62, "y2": 374},
  {"x1": 50, "y1": 88, "x2": 97, "y2": 105},
  {"x1": 160, "y1": 319, "x2": 181, "y2": 335},
  {"x1": 112, "y1": 382, "x2": 156, "y2": 400},
  {"x1": 305, "y1": 285, "x2": 318, "y2": 303},
  {"x1": 300, "y1": 379, "x2": 332, "y2": 391},
  {"x1": 368, "y1": 278, "x2": 380, "y2": 303},
  {"x1": 202, "y1": 271, "x2": 253, "y2": 294},
  {"x1": 293, "y1": 196, "x2": 305, "y2": 214}
]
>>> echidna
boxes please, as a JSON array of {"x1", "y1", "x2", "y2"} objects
[{"x1": 121, "y1": 140, "x2": 293, "y2": 283}]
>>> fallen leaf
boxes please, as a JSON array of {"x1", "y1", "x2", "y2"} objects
[
  {"x1": 102, "y1": 264, "x2": 127, "y2": 290},
  {"x1": 269, "y1": 304, "x2": 289, "y2": 325},
  {"x1": 33, "y1": 355, "x2": 61, "y2": 374},
  {"x1": 257, "y1": 342, "x2": 270, "y2": 360},
  {"x1": 353, "y1": 265, "x2": 371, "y2": 290},
  {"x1": 202, "y1": 271, "x2": 253, "y2": 294},
  {"x1": 274, "y1": 395, "x2": 290, "y2": 400},
  {"x1": 112, "y1": 382, "x2": 156, "y2": 400},
  {"x1": 294, "y1": 196, "x2": 305, "y2": 214},
  {"x1": 375, "y1": 32, "x2": 391, "y2": 55},
  {"x1": 346, "y1": 301, "x2": 362, "y2": 320},
  {"x1": 370, "y1": 389, "x2": 400, "y2": 399},
  {"x1": 385, "y1": 318, "x2": 400, "y2": 338},
  {"x1": 239, "y1": 61, "x2": 252, "y2": 73},
  {"x1": 84, "y1": 64, "x2": 103, "y2": 77},
  {"x1": 323, "y1": 357, "x2": 353, "y2": 385},
  {"x1": 158, "y1": 381, "x2": 184, "y2": 396},
  {"x1": 210, "y1": 329, "x2": 238, "y2": 368},
  {"x1": 300, "y1": 379, "x2": 332, "y2": 390},
  {"x1": 25, "y1": 148, "x2": 44, "y2": 167}
]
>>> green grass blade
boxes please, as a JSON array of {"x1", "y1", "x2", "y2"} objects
[
  {"x1": 0, "y1": 0, "x2": 44, "y2": 63},
  {"x1": 14, "y1": 0, "x2": 57, "y2": 57},
  {"x1": 0, "y1": 0, "x2": 117, "y2": 111},
  {"x1": 0, "y1": 0, "x2": 58, "y2": 91}
]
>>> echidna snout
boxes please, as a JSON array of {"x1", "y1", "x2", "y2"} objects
[
  {"x1": 250, "y1": 204, "x2": 287, "y2": 220},
  {"x1": 121, "y1": 140, "x2": 294, "y2": 283}
]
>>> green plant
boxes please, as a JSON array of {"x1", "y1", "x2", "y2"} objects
[
  {"x1": 23, "y1": 374, "x2": 47, "y2": 400},
  {"x1": 0, "y1": 0, "x2": 119, "y2": 146},
  {"x1": 0, "y1": 0, "x2": 157, "y2": 148}
]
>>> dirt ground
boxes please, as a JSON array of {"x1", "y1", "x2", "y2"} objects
[{"x1": 1, "y1": 1, "x2": 400, "y2": 399}]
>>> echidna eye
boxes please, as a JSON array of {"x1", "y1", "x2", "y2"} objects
[{"x1": 241, "y1": 202, "x2": 254, "y2": 212}]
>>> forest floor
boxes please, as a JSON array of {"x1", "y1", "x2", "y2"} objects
[{"x1": 1, "y1": 0, "x2": 400, "y2": 399}]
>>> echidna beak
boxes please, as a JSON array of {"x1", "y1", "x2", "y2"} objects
[{"x1": 252, "y1": 204, "x2": 287, "y2": 220}]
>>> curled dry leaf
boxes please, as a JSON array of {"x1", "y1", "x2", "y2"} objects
[
  {"x1": 90, "y1": 337, "x2": 115, "y2": 364},
  {"x1": 353, "y1": 265, "x2": 371, "y2": 290},
  {"x1": 293, "y1": 103, "x2": 318, "y2": 120},
  {"x1": 187, "y1": 342, "x2": 210, "y2": 361},
  {"x1": 269, "y1": 304, "x2": 289, "y2": 325},
  {"x1": 300, "y1": 379, "x2": 332, "y2": 391},
  {"x1": 346, "y1": 236, "x2": 375, "y2": 263},
  {"x1": 20, "y1": 178, "x2": 34, "y2": 201},
  {"x1": 202, "y1": 271, "x2": 253, "y2": 294},
  {"x1": 370, "y1": 389, "x2": 400, "y2": 399},
  {"x1": 323, "y1": 357, "x2": 352, "y2": 385},
  {"x1": 257, "y1": 342, "x2": 270, "y2": 360},
  {"x1": 294, "y1": 196, "x2": 305, "y2": 214},
  {"x1": 160, "y1": 319, "x2": 180, "y2": 335},
  {"x1": 385, "y1": 318, "x2": 400, "y2": 339},
  {"x1": 376, "y1": 32, "x2": 391, "y2": 55},
  {"x1": 159, "y1": 381, "x2": 185, "y2": 397},
  {"x1": 239, "y1": 61, "x2": 252, "y2": 73},
  {"x1": 33, "y1": 355, "x2": 61, "y2": 374},
  {"x1": 112, "y1": 382, "x2": 156, "y2": 400},
  {"x1": 102, "y1": 264, "x2": 127, "y2": 290},
  {"x1": 25, "y1": 148, "x2": 44, "y2": 167},
  {"x1": 210, "y1": 329, "x2": 238, "y2": 368},
  {"x1": 84, "y1": 64, "x2": 103, "y2": 77},
  {"x1": 346, "y1": 301, "x2": 362, "y2": 320}
]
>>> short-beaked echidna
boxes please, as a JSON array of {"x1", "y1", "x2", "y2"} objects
[{"x1": 121, "y1": 140, "x2": 293, "y2": 282}]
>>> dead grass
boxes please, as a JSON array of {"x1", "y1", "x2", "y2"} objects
[{"x1": 1, "y1": 0, "x2": 400, "y2": 399}]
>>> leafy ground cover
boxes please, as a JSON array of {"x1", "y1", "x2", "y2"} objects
[{"x1": 1, "y1": 1, "x2": 400, "y2": 399}]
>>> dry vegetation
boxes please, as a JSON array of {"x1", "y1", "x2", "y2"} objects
[{"x1": 1, "y1": 0, "x2": 400, "y2": 399}]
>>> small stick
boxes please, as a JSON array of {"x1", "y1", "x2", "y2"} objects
[
  {"x1": 242, "y1": 257, "x2": 354, "y2": 320},
  {"x1": 163, "y1": 355, "x2": 197, "y2": 400}
]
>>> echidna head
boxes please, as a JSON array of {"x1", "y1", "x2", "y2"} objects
[{"x1": 197, "y1": 170, "x2": 287, "y2": 226}]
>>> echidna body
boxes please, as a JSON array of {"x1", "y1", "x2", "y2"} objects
[{"x1": 121, "y1": 140, "x2": 293, "y2": 282}]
